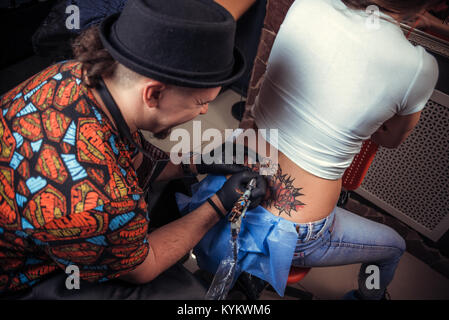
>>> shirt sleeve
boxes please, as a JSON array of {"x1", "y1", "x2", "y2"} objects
[
  {"x1": 399, "y1": 48, "x2": 439, "y2": 116},
  {"x1": 32, "y1": 197, "x2": 150, "y2": 283}
]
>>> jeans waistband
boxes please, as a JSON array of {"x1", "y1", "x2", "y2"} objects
[{"x1": 294, "y1": 206, "x2": 336, "y2": 243}]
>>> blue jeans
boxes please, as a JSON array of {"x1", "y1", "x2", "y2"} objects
[{"x1": 291, "y1": 206, "x2": 406, "y2": 300}]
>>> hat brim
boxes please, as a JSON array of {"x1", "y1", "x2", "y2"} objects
[{"x1": 99, "y1": 13, "x2": 246, "y2": 88}]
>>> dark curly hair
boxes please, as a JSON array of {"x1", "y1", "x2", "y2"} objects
[{"x1": 71, "y1": 26, "x2": 117, "y2": 88}]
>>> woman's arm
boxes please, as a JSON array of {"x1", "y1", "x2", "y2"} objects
[
  {"x1": 370, "y1": 111, "x2": 422, "y2": 148},
  {"x1": 214, "y1": 0, "x2": 257, "y2": 20}
]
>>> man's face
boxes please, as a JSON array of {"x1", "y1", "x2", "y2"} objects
[{"x1": 151, "y1": 85, "x2": 221, "y2": 139}]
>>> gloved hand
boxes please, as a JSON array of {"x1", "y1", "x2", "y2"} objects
[
  {"x1": 214, "y1": 170, "x2": 267, "y2": 215},
  {"x1": 194, "y1": 142, "x2": 259, "y2": 175}
]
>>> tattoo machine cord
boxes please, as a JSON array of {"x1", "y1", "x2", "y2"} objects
[{"x1": 205, "y1": 178, "x2": 257, "y2": 300}]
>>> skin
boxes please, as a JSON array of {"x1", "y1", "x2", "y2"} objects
[
  {"x1": 234, "y1": 10, "x2": 428, "y2": 224},
  {"x1": 369, "y1": 8, "x2": 433, "y2": 149},
  {"x1": 81, "y1": 1, "x2": 259, "y2": 284},
  {"x1": 89, "y1": 66, "x2": 225, "y2": 283},
  {"x1": 235, "y1": 113, "x2": 422, "y2": 224},
  {"x1": 214, "y1": 0, "x2": 257, "y2": 20},
  {"x1": 91, "y1": 69, "x2": 219, "y2": 176},
  {"x1": 239, "y1": 132, "x2": 343, "y2": 224},
  {"x1": 83, "y1": 4, "x2": 428, "y2": 282},
  {"x1": 370, "y1": 112, "x2": 422, "y2": 148}
]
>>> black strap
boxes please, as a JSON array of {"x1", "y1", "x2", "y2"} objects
[
  {"x1": 206, "y1": 197, "x2": 226, "y2": 219},
  {"x1": 96, "y1": 78, "x2": 151, "y2": 158},
  {"x1": 95, "y1": 78, "x2": 169, "y2": 185}
]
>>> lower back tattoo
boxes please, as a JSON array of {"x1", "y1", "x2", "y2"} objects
[{"x1": 249, "y1": 162, "x2": 306, "y2": 217}]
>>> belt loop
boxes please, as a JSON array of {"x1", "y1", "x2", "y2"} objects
[
  {"x1": 315, "y1": 213, "x2": 332, "y2": 239},
  {"x1": 329, "y1": 215, "x2": 335, "y2": 233},
  {"x1": 326, "y1": 210, "x2": 336, "y2": 234},
  {"x1": 305, "y1": 222, "x2": 313, "y2": 241},
  {"x1": 314, "y1": 219, "x2": 325, "y2": 239}
]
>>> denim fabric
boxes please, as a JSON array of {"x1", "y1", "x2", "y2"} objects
[{"x1": 292, "y1": 206, "x2": 406, "y2": 300}]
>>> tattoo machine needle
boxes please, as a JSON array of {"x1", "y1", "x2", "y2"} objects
[{"x1": 205, "y1": 178, "x2": 257, "y2": 300}]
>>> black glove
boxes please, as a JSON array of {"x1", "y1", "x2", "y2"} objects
[
  {"x1": 215, "y1": 170, "x2": 268, "y2": 215},
  {"x1": 195, "y1": 142, "x2": 259, "y2": 175}
]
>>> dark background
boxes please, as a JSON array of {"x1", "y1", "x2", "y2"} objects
[{"x1": 0, "y1": 0, "x2": 267, "y2": 97}]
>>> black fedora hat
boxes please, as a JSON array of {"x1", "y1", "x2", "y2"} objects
[{"x1": 99, "y1": 0, "x2": 246, "y2": 88}]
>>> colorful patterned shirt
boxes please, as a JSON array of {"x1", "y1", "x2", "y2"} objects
[{"x1": 0, "y1": 60, "x2": 168, "y2": 293}]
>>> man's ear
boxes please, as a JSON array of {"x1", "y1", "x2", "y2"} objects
[{"x1": 143, "y1": 81, "x2": 166, "y2": 109}]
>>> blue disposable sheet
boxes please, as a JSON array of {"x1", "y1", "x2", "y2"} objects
[{"x1": 175, "y1": 175, "x2": 299, "y2": 296}]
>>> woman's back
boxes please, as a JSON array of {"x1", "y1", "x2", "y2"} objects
[{"x1": 252, "y1": 0, "x2": 438, "y2": 223}]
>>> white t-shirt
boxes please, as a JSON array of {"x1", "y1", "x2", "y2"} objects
[{"x1": 254, "y1": 0, "x2": 439, "y2": 180}]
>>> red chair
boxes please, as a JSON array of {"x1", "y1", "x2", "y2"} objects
[
  {"x1": 342, "y1": 139, "x2": 379, "y2": 191},
  {"x1": 285, "y1": 139, "x2": 379, "y2": 298}
]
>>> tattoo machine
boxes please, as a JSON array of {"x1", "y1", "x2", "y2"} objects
[
  {"x1": 205, "y1": 178, "x2": 257, "y2": 300},
  {"x1": 228, "y1": 178, "x2": 257, "y2": 240}
]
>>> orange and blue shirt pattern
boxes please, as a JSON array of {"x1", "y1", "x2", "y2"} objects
[{"x1": 0, "y1": 61, "x2": 160, "y2": 293}]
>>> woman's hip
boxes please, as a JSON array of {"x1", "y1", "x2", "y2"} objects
[{"x1": 292, "y1": 206, "x2": 406, "y2": 267}]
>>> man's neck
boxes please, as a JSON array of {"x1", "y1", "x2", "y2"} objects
[{"x1": 91, "y1": 77, "x2": 138, "y2": 134}]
